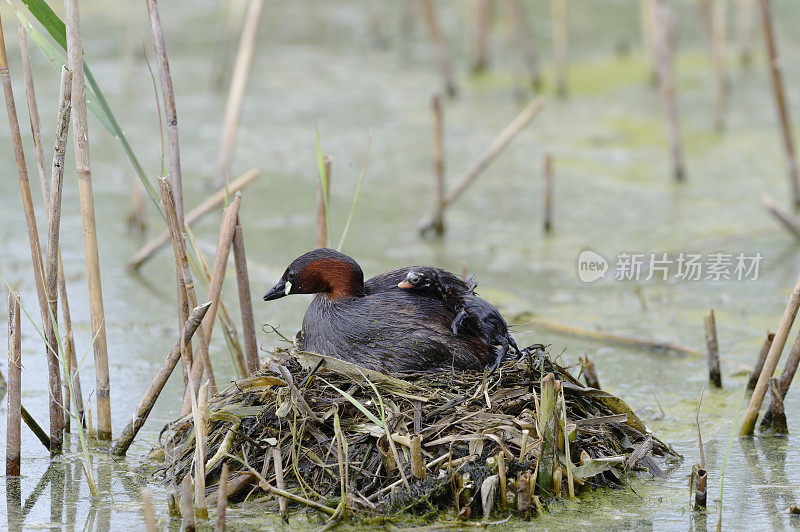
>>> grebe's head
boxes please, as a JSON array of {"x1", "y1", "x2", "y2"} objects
[{"x1": 264, "y1": 248, "x2": 365, "y2": 301}]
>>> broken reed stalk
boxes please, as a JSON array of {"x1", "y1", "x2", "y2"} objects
[
  {"x1": 42, "y1": 68, "x2": 72, "y2": 452},
  {"x1": 232, "y1": 220, "x2": 259, "y2": 375},
  {"x1": 216, "y1": 0, "x2": 265, "y2": 187},
  {"x1": 736, "y1": 0, "x2": 755, "y2": 67},
  {"x1": 552, "y1": 0, "x2": 568, "y2": 96},
  {"x1": 128, "y1": 168, "x2": 259, "y2": 271},
  {"x1": 146, "y1": 0, "x2": 185, "y2": 228},
  {"x1": 694, "y1": 467, "x2": 707, "y2": 509},
  {"x1": 760, "y1": 323, "x2": 800, "y2": 432},
  {"x1": 429, "y1": 93, "x2": 445, "y2": 235},
  {"x1": 543, "y1": 153, "x2": 553, "y2": 234},
  {"x1": 0, "y1": 13, "x2": 61, "y2": 451},
  {"x1": 157, "y1": 178, "x2": 213, "y2": 415},
  {"x1": 509, "y1": 0, "x2": 541, "y2": 90},
  {"x1": 200, "y1": 193, "x2": 243, "y2": 370},
  {"x1": 111, "y1": 302, "x2": 211, "y2": 456},
  {"x1": 141, "y1": 489, "x2": 156, "y2": 532},
  {"x1": 759, "y1": 0, "x2": 800, "y2": 210},
  {"x1": 419, "y1": 96, "x2": 545, "y2": 232},
  {"x1": 653, "y1": 0, "x2": 685, "y2": 181},
  {"x1": 469, "y1": 0, "x2": 491, "y2": 75},
  {"x1": 65, "y1": 0, "x2": 113, "y2": 440},
  {"x1": 581, "y1": 353, "x2": 601, "y2": 389},
  {"x1": 21, "y1": 404, "x2": 51, "y2": 450},
  {"x1": 271, "y1": 445, "x2": 288, "y2": 519},
  {"x1": 741, "y1": 269, "x2": 800, "y2": 435},
  {"x1": 180, "y1": 473, "x2": 195, "y2": 531},
  {"x1": 704, "y1": 310, "x2": 722, "y2": 388},
  {"x1": 17, "y1": 27, "x2": 48, "y2": 202},
  {"x1": 497, "y1": 452, "x2": 507, "y2": 510},
  {"x1": 710, "y1": 0, "x2": 727, "y2": 132},
  {"x1": 560, "y1": 383, "x2": 575, "y2": 499},
  {"x1": 214, "y1": 462, "x2": 229, "y2": 532},
  {"x1": 748, "y1": 331, "x2": 775, "y2": 391},
  {"x1": 6, "y1": 292, "x2": 21, "y2": 476},
  {"x1": 537, "y1": 373, "x2": 556, "y2": 493},
  {"x1": 410, "y1": 433, "x2": 425, "y2": 479},
  {"x1": 761, "y1": 195, "x2": 800, "y2": 242},
  {"x1": 418, "y1": 0, "x2": 457, "y2": 98},
  {"x1": 315, "y1": 157, "x2": 332, "y2": 248},
  {"x1": 194, "y1": 380, "x2": 209, "y2": 519},
  {"x1": 763, "y1": 378, "x2": 788, "y2": 434}
]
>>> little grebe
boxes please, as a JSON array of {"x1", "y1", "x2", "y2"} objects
[
  {"x1": 398, "y1": 267, "x2": 519, "y2": 372},
  {"x1": 263, "y1": 249, "x2": 491, "y2": 372}
]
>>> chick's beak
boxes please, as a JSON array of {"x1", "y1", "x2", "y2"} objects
[
  {"x1": 264, "y1": 280, "x2": 291, "y2": 301},
  {"x1": 398, "y1": 280, "x2": 413, "y2": 289}
]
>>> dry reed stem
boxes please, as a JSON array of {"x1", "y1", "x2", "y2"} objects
[
  {"x1": 185, "y1": 227, "x2": 246, "y2": 379},
  {"x1": 552, "y1": 0, "x2": 568, "y2": 96},
  {"x1": 758, "y1": 0, "x2": 800, "y2": 210},
  {"x1": 704, "y1": 310, "x2": 722, "y2": 388},
  {"x1": 6, "y1": 292, "x2": 21, "y2": 476},
  {"x1": 420, "y1": 96, "x2": 545, "y2": 233},
  {"x1": 543, "y1": 153, "x2": 553, "y2": 233},
  {"x1": 17, "y1": 27, "x2": 48, "y2": 203},
  {"x1": 216, "y1": 0, "x2": 265, "y2": 187},
  {"x1": 509, "y1": 0, "x2": 541, "y2": 89},
  {"x1": 200, "y1": 193, "x2": 242, "y2": 365},
  {"x1": 141, "y1": 489, "x2": 156, "y2": 532},
  {"x1": 410, "y1": 433, "x2": 425, "y2": 479},
  {"x1": 180, "y1": 473, "x2": 195, "y2": 531},
  {"x1": 561, "y1": 384, "x2": 575, "y2": 499},
  {"x1": 741, "y1": 270, "x2": 800, "y2": 434},
  {"x1": 429, "y1": 93, "x2": 445, "y2": 235},
  {"x1": 497, "y1": 451, "x2": 507, "y2": 509},
  {"x1": 580, "y1": 353, "x2": 600, "y2": 389},
  {"x1": 537, "y1": 374, "x2": 556, "y2": 492},
  {"x1": 128, "y1": 168, "x2": 259, "y2": 270},
  {"x1": 111, "y1": 302, "x2": 211, "y2": 456},
  {"x1": 469, "y1": 0, "x2": 491, "y2": 75},
  {"x1": 65, "y1": 0, "x2": 112, "y2": 440},
  {"x1": 157, "y1": 178, "x2": 213, "y2": 414},
  {"x1": 194, "y1": 380, "x2": 209, "y2": 518},
  {"x1": 748, "y1": 331, "x2": 775, "y2": 391},
  {"x1": 761, "y1": 195, "x2": 800, "y2": 242},
  {"x1": 232, "y1": 220, "x2": 259, "y2": 375},
  {"x1": 214, "y1": 462, "x2": 229, "y2": 531},
  {"x1": 271, "y1": 445, "x2": 288, "y2": 519},
  {"x1": 654, "y1": 0, "x2": 685, "y2": 181},
  {"x1": 763, "y1": 378, "x2": 788, "y2": 433},
  {"x1": 418, "y1": 0, "x2": 457, "y2": 97},
  {"x1": 146, "y1": 0, "x2": 184, "y2": 227},
  {"x1": 0, "y1": 13, "x2": 61, "y2": 451},
  {"x1": 694, "y1": 467, "x2": 707, "y2": 509},
  {"x1": 315, "y1": 157, "x2": 331, "y2": 248},
  {"x1": 21, "y1": 404, "x2": 51, "y2": 450}
]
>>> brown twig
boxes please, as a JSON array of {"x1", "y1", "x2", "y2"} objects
[
  {"x1": 759, "y1": 0, "x2": 800, "y2": 209},
  {"x1": 543, "y1": 153, "x2": 554, "y2": 234},
  {"x1": 21, "y1": 404, "x2": 50, "y2": 450},
  {"x1": 429, "y1": 93, "x2": 445, "y2": 235},
  {"x1": 17, "y1": 27, "x2": 48, "y2": 205},
  {"x1": 111, "y1": 302, "x2": 211, "y2": 456},
  {"x1": 6, "y1": 292, "x2": 21, "y2": 476},
  {"x1": 128, "y1": 168, "x2": 259, "y2": 271},
  {"x1": 748, "y1": 331, "x2": 775, "y2": 391},
  {"x1": 216, "y1": 0, "x2": 265, "y2": 187},
  {"x1": 65, "y1": 0, "x2": 113, "y2": 440},
  {"x1": 704, "y1": 310, "x2": 722, "y2": 387},
  {"x1": 761, "y1": 195, "x2": 800, "y2": 242},
  {"x1": 710, "y1": 0, "x2": 727, "y2": 132}
]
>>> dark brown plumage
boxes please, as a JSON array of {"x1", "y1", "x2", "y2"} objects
[{"x1": 263, "y1": 249, "x2": 490, "y2": 372}]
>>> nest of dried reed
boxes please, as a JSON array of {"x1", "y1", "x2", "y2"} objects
[{"x1": 157, "y1": 345, "x2": 679, "y2": 523}]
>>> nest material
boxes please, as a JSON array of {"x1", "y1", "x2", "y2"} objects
[{"x1": 159, "y1": 346, "x2": 680, "y2": 521}]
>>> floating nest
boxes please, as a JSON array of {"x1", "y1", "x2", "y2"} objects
[{"x1": 158, "y1": 345, "x2": 680, "y2": 523}]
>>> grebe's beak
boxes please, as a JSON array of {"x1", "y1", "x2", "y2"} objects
[
  {"x1": 397, "y1": 280, "x2": 413, "y2": 289},
  {"x1": 264, "y1": 280, "x2": 290, "y2": 301}
]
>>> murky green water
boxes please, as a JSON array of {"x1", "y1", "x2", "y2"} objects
[{"x1": 2, "y1": 0, "x2": 800, "y2": 529}]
